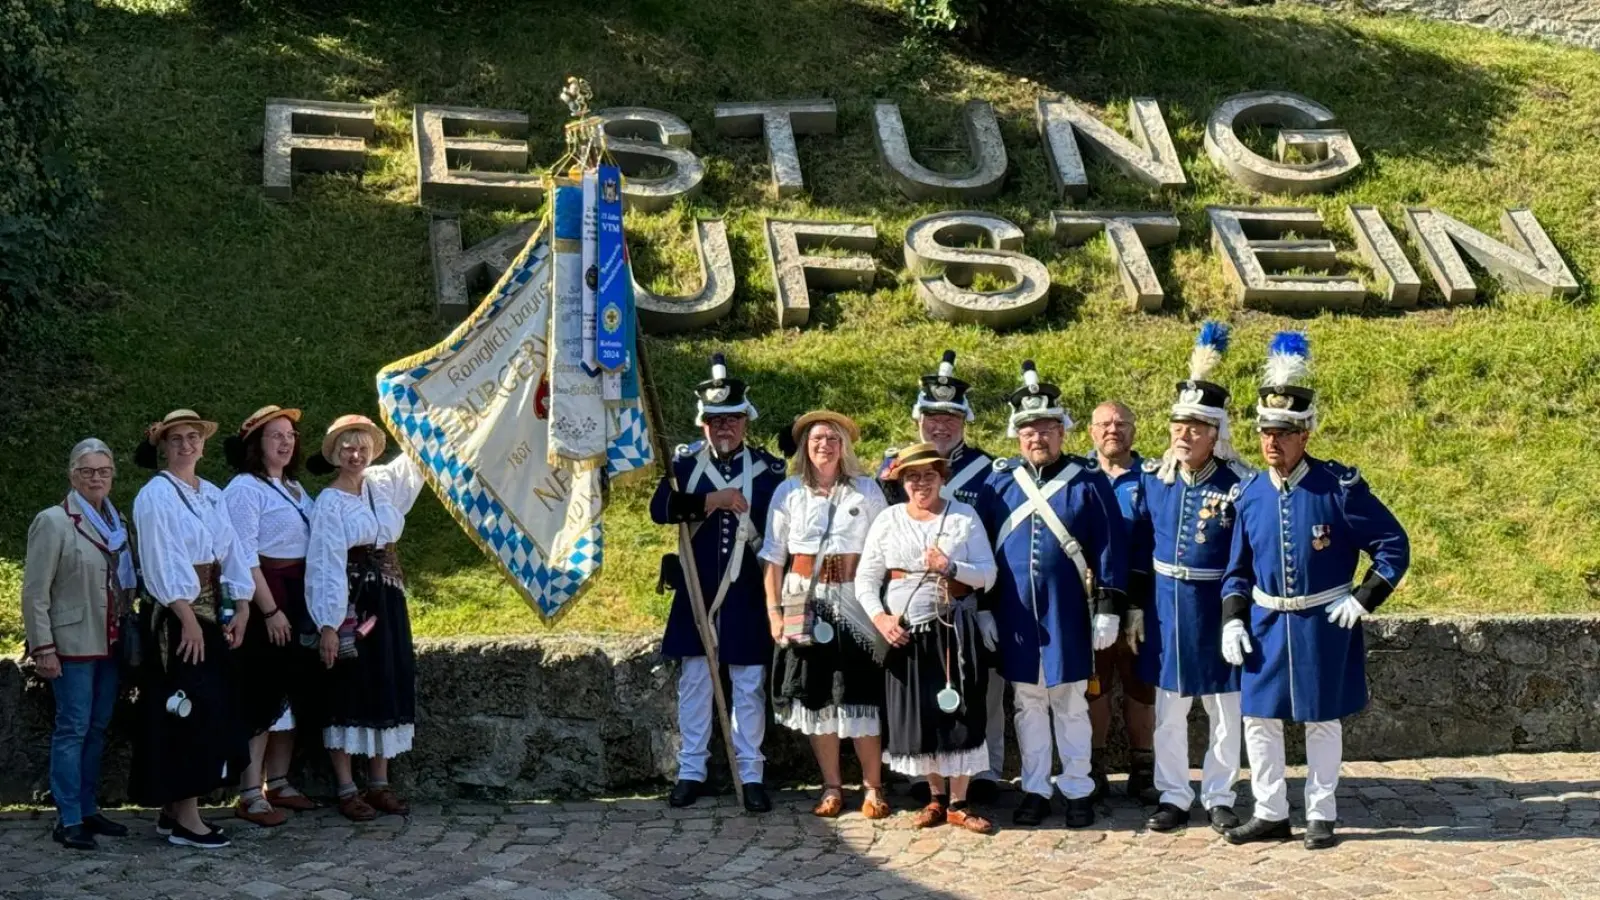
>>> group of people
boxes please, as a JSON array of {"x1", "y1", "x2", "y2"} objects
[
  {"x1": 653, "y1": 324, "x2": 1410, "y2": 849},
  {"x1": 21, "y1": 407, "x2": 427, "y2": 850}
]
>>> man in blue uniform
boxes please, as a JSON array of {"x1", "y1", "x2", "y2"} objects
[
  {"x1": 976, "y1": 360, "x2": 1128, "y2": 828},
  {"x1": 877, "y1": 350, "x2": 1005, "y2": 806},
  {"x1": 1086, "y1": 400, "x2": 1157, "y2": 804},
  {"x1": 650, "y1": 353, "x2": 787, "y2": 813},
  {"x1": 1130, "y1": 322, "x2": 1250, "y2": 834},
  {"x1": 1219, "y1": 333, "x2": 1410, "y2": 850}
]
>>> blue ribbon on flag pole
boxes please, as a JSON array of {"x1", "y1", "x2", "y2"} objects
[{"x1": 595, "y1": 163, "x2": 632, "y2": 373}]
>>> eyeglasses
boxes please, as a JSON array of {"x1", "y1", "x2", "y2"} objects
[
  {"x1": 73, "y1": 466, "x2": 115, "y2": 479},
  {"x1": 1091, "y1": 421, "x2": 1132, "y2": 431},
  {"x1": 808, "y1": 433, "x2": 842, "y2": 446},
  {"x1": 1017, "y1": 424, "x2": 1063, "y2": 440},
  {"x1": 267, "y1": 430, "x2": 299, "y2": 443},
  {"x1": 704, "y1": 415, "x2": 743, "y2": 428},
  {"x1": 165, "y1": 433, "x2": 204, "y2": 446}
]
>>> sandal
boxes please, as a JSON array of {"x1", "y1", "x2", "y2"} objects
[
  {"x1": 948, "y1": 807, "x2": 996, "y2": 834},
  {"x1": 813, "y1": 785, "x2": 845, "y2": 818},
  {"x1": 364, "y1": 788, "x2": 411, "y2": 817},
  {"x1": 861, "y1": 786, "x2": 891, "y2": 821},
  {"x1": 338, "y1": 793, "x2": 378, "y2": 822},
  {"x1": 266, "y1": 786, "x2": 320, "y2": 812},
  {"x1": 912, "y1": 801, "x2": 947, "y2": 829}
]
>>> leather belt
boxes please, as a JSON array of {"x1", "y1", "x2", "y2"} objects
[
  {"x1": 790, "y1": 553, "x2": 859, "y2": 584},
  {"x1": 258, "y1": 555, "x2": 305, "y2": 571},
  {"x1": 888, "y1": 568, "x2": 974, "y2": 597}
]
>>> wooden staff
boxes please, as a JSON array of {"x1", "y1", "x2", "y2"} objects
[{"x1": 635, "y1": 336, "x2": 745, "y2": 808}]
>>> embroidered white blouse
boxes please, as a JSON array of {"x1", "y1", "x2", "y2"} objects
[
  {"x1": 132, "y1": 474, "x2": 254, "y2": 606},
  {"x1": 305, "y1": 455, "x2": 426, "y2": 630},
  {"x1": 854, "y1": 501, "x2": 997, "y2": 625},
  {"x1": 223, "y1": 474, "x2": 315, "y2": 563},
  {"x1": 759, "y1": 475, "x2": 887, "y2": 565}
]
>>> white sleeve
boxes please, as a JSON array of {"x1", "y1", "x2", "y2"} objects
[
  {"x1": 758, "y1": 479, "x2": 794, "y2": 566},
  {"x1": 211, "y1": 497, "x2": 256, "y2": 602},
  {"x1": 950, "y1": 507, "x2": 997, "y2": 592},
  {"x1": 858, "y1": 476, "x2": 889, "y2": 527},
  {"x1": 366, "y1": 453, "x2": 426, "y2": 516},
  {"x1": 223, "y1": 480, "x2": 263, "y2": 569},
  {"x1": 853, "y1": 512, "x2": 892, "y2": 616},
  {"x1": 133, "y1": 485, "x2": 200, "y2": 606},
  {"x1": 305, "y1": 498, "x2": 349, "y2": 629}
]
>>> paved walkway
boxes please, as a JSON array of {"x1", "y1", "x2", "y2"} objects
[{"x1": 2, "y1": 753, "x2": 1596, "y2": 899}]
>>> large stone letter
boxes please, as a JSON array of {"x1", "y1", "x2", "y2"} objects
[
  {"x1": 428, "y1": 216, "x2": 539, "y2": 322},
  {"x1": 1402, "y1": 207, "x2": 1578, "y2": 302},
  {"x1": 1050, "y1": 211, "x2": 1181, "y2": 311},
  {"x1": 1208, "y1": 207, "x2": 1364, "y2": 309},
  {"x1": 764, "y1": 219, "x2": 877, "y2": 328},
  {"x1": 263, "y1": 99, "x2": 374, "y2": 199},
  {"x1": 414, "y1": 105, "x2": 544, "y2": 208},
  {"x1": 1035, "y1": 97, "x2": 1186, "y2": 201},
  {"x1": 1204, "y1": 92, "x2": 1361, "y2": 195},
  {"x1": 596, "y1": 108, "x2": 705, "y2": 213},
  {"x1": 632, "y1": 220, "x2": 736, "y2": 333},
  {"x1": 714, "y1": 100, "x2": 837, "y2": 198},
  {"x1": 1346, "y1": 206, "x2": 1422, "y2": 307},
  {"x1": 903, "y1": 212, "x2": 1049, "y2": 327},
  {"x1": 873, "y1": 101, "x2": 1007, "y2": 201}
]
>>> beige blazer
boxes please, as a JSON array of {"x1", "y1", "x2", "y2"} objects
[{"x1": 21, "y1": 495, "x2": 130, "y2": 660}]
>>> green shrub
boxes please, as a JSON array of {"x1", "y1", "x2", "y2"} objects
[{"x1": 0, "y1": 0, "x2": 98, "y2": 336}]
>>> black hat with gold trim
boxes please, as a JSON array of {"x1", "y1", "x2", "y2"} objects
[
  {"x1": 694, "y1": 353, "x2": 757, "y2": 425},
  {"x1": 1256, "y1": 331, "x2": 1316, "y2": 432},
  {"x1": 913, "y1": 350, "x2": 974, "y2": 422}
]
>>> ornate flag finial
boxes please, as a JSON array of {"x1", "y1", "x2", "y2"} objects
[{"x1": 560, "y1": 76, "x2": 594, "y2": 119}]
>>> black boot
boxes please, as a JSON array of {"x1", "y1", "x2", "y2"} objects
[
  {"x1": 1012, "y1": 792, "x2": 1052, "y2": 827},
  {"x1": 1088, "y1": 750, "x2": 1110, "y2": 803},
  {"x1": 668, "y1": 779, "x2": 704, "y2": 808},
  {"x1": 1127, "y1": 750, "x2": 1158, "y2": 805},
  {"x1": 52, "y1": 823, "x2": 96, "y2": 851},
  {"x1": 742, "y1": 783, "x2": 772, "y2": 814},
  {"x1": 82, "y1": 813, "x2": 128, "y2": 838},
  {"x1": 1224, "y1": 816, "x2": 1292, "y2": 845},
  {"x1": 1304, "y1": 819, "x2": 1337, "y2": 850},
  {"x1": 1208, "y1": 805, "x2": 1241, "y2": 833},
  {"x1": 1063, "y1": 796, "x2": 1096, "y2": 828},
  {"x1": 1146, "y1": 802, "x2": 1191, "y2": 832}
]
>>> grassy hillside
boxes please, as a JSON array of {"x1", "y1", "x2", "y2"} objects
[{"x1": 4, "y1": 0, "x2": 1600, "y2": 648}]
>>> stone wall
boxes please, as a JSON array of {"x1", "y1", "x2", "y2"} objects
[
  {"x1": 2, "y1": 616, "x2": 1597, "y2": 804},
  {"x1": 1292, "y1": 0, "x2": 1600, "y2": 51}
]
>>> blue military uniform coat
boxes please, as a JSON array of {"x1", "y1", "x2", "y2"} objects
[
  {"x1": 1131, "y1": 457, "x2": 1246, "y2": 697},
  {"x1": 1097, "y1": 451, "x2": 1152, "y2": 609},
  {"x1": 878, "y1": 442, "x2": 993, "y2": 507},
  {"x1": 650, "y1": 441, "x2": 786, "y2": 667},
  {"x1": 1222, "y1": 457, "x2": 1410, "y2": 722},
  {"x1": 976, "y1": 454, "x2": 1128, "y2": 688}
]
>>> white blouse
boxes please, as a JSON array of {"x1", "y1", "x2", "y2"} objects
[
  {"x1": 132, "y1": 473, "x2": 254, "y2": 606},
  {"x1": 854, "y1": 501, "x2": 996, "y2": 625},
  {"x1": 223, "y1": 474, "x2": 315, "y2": 563},
  {"x1": 759, "y1": 475, "x2": 887, "y2": 565},
  {"x1": 305, "y1": 455, "x2": 426, "y2": 630}
]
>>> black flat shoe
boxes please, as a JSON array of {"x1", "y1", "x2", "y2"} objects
[
  {"x1": 668, "y1": 779, "x2": 705, "y2": 808},
  {"x1": 1224, "y1": 816, "x2": 1293, "y2": 845},
  {"x1": 155, "y1": 813, "x2": 222, "y2": 837},
  {"x1": 167, "y1": 823, "x2": 230, "y2": 849},
  {"x1": 742, "y1": 783, "x2": 772, "y2": 814},
  {"x1": 1146, "y1": 802, "x2": 1191, "y2": 832},
  {"x1": 52, "y1": 823, "x2": 96, "y2": 851},
  {"x1": 908, "y1": 780, "x2": 933, "y2": 806},
  {"x1": 1063, "y1": 796, "x2": 1096, "y2": 829},
  {"x1": 966, "y1": 778, "x2": 1000, "y2": 805},
  {"x1": 1012, "y1": 792, "x2": 1052, "y2": 827},
  {"x1": 1208, "y1": 805, "x2": 1241, "y2": 833},
  {"x1": 1304, "y1": 819, "x2": 1337, "y2": 850},
  {"x1": 82, "y1": 813, "x2": 128, "y2": 838}
]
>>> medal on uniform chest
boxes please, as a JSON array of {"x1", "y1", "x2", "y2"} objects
[
  {"x1": 1198, "y1": 505, "x2": 1214, "y2": 520},
  {"x1": 813, "y1": 619, "x2": 835, "y2": 644},
  {"x1": 1195, "y1": 531, "x2": 1207, "y2": 544},
  {"x1": 1312, "y1": 523, "x2": 1332, "y2": 551}
]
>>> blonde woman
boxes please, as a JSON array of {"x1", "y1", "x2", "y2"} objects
[
  {"x1": 761, "y1": 411, "x2": 890, "y2": 819},
  {"x1": 305, "y1": 415, "x2": 425, "y2": 822}
]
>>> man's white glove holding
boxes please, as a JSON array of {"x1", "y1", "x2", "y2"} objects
[
  {"x1": 1326, "y1": 594, "x2": 1367, "y2": 629},
  {"x1": 976, "y1": 611, "x2": 998, "y2": 652},
  {"x1": 1221, "y1": 619, "x2": 1253, "y2": 666},
  {"x1": 1091, "y1": 613, "x2": 1120, "y2": 652},
  {"x1": 1123, "y1": 608, "x2": 1145, "y2": 651}
]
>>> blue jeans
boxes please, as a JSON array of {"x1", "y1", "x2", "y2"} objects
[{"x1": 50, "y1": 658, "x2": 119, "y2": 826}]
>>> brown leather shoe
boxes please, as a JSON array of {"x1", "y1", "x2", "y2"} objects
[
  {"x1": 812, "y1": 787, "x2": 845, "y2": 818},
  {"x1": 266, "y1": 787, "x2": 319, "y2": 812},
  {"x1": 861, "y1": 789, "x2": 891, "y2": 821},
  {"x1": 948, "y1": 807, "x2": 996, "y2": 834},
  {"x1": 911, "y1": 801, "x2": 947, "y2": 829},
  {"x1": 338, "y1": 793, "x2": 378, "y2": 822},
  {"x1": 234, "y1": 799, "x2": 287, "y2": 828},
  {"x1": 364, "y1": 787, "x2": 411, "y2": 817}
]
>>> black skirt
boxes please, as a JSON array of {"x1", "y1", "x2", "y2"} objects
[
  {"x1": 232, "y1": 559, "x2": 329, "y2": 735},
  {"x1": 884, "y1": 606, "x2": 989, "y2": 768},
  {"x1": 129, "y1": 579, "x2": 250, "y2": 807},
  {"x1": 771, "y1": 585, "x2": 885, "y2": 726},
  {"x1": 324, "y1": 546, "x2": 416, "y2": 732}
]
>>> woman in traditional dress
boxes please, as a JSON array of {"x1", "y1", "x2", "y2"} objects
[
  {"x1": 856, "y1": 443, "x2": 998, "y2": 833},
  {"x1": 762, "y1": 411, "x2": 891, "y2": 819},
  {"x1": 305, "y1": 414, "x2": 424, "y2": 821},
  {"x1": 130, "y1": 409, "x2": 253, "y2": 849},
  {"x1": 221, "y1": 406, "x2": 322, "y2": 827}
]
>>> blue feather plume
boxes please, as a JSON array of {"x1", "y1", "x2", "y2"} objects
[
  {"x1": 1264, "y1": 331, "x2": 1311, "y2": 387},
  {"x1": 1188, "y1": 320, "x2": 1231, "y2": 381},
  {"x1": 1196, "y1": 320, "x2": 1231, "y2": 353},
  {"x1": 1268, "y1": 331, "x2": 1309, "y2": 360}
]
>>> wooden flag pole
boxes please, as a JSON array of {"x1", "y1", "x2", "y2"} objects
[{"x1": 635, "y1": 337, "x2": 746, "y2": 809}]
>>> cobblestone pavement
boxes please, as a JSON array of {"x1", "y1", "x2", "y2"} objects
[{"x1": 2, "y1": 753, "x2": 1597, "y2": 899}]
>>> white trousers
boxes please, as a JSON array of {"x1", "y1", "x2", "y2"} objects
[
  {"x1": 1011, "y1": 670, "x2": 1094, "y2": 800},
  {"x1": 1153, "y1": 688, "x2": 1241, "y2": 810},
  {"x1": 677, "y1": 657, "x2": 766, "y2": 785},
  {"x1": 1243, "y1": 716, "x2": 1342, "y2": 822},
  {"x1": 915, "y1": 667, "x2": 1007, "y2": 787}
]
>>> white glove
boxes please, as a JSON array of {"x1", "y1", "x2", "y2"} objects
[
  {"x1": 1221, "y1": 619, "x2": 1253, "y2": 666},
  {"x1": 1124, "y1": 608, "x2": 1145, "y2": 650},
  {"x1": 1326, "y1": 594, "x2": 1367, "y2": 629},
  {"x1": 1091, "y1": 613, "x2": 1120, "y2": 651},
  {"x1": 976, "y1": 611, "x2": 998, "y2": 652}
]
